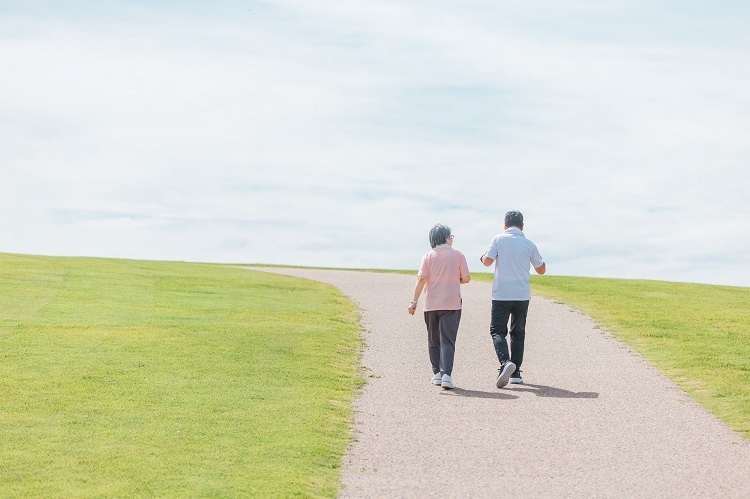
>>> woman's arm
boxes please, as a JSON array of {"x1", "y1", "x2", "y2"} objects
[{"x1": 408, "y1": 276, "x2": 427, "y2": 315}]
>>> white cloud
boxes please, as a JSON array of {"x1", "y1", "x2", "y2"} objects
[{"x1": 1, "y1": 1, "x2": 749, "y2": 286}]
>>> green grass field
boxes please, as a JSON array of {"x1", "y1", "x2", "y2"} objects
[
  {"x1": 0, "y1": 253, "x2": 362, "y2": 497},
  {"x1": 518, "y1": 275, "x2": 749, "y2": 438},
  {"x1": 4, "y1": 254, "x2": 748, "y2": 497}
]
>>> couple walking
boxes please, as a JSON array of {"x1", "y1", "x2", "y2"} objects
[{"x1": 407, "y1": 210, "x2": 546, "y2": 390}]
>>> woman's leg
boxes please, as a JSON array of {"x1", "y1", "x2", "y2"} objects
[
  {"x1": 424, "y1": 311, "x2": 441, "y2": 374},
  {"x1": 438, "y1": 310, "x2": 461, "y2": 375}
]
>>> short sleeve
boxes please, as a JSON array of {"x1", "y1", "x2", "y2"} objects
[
  {"x1": 530, "y1": 243, "x2": 544, "y2": 268},
  {"x1": 417, "y1": 253, "x2": 429, "y2": 278},
  {"x1": 458, "y1": 251, "x2": 470, "y2": 278},
  {"x1": 486, "y1": 237, "x2": 499, "y2": 260}
]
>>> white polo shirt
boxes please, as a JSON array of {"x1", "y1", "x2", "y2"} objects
[{"x1": 485, "y1": 227, "x2": 544, "y2": 301}]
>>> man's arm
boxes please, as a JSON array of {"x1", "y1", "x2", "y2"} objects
[
  {"x1": 534, "y1": 262, "x2": 546, "y2": 275},
  {"x1": 480, "y1": 254, "x2": 494, "y2": 267}
]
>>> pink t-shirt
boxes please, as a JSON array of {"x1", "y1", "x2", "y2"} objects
[{"x1": 418, "y1": 245, "x2": 470, "y2": 312}]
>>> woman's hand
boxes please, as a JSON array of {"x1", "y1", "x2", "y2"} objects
[{"x1": 408, "y1": 301, "x2": 417, "y2": 315}]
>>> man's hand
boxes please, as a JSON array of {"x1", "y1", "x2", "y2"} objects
[{"x1": 480, "y1": 254, "x2": 495, "y2": 267}]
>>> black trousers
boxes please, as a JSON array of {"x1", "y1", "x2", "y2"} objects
[
  {"x1": 490, "y1": 300, "x2": 529, "y2": 371},
  {"x1": 424, "y1": 309, "x2": 461, "y2": 376}
]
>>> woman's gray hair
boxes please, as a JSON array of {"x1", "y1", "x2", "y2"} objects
[{"x1": 428, "y1": 224, "x2": 452, "y2": 248}]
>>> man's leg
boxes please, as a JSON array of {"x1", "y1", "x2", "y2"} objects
[
  {"x1": 508, "y1": 300, "x2": 530, "y2": 371},
  {"x1": 437, "y1": 309, "x2": 461, "y2": 375},
  {"x1": 424, "y1": 311, "x2": 441, "y2": 374},
  {"x1": 490, "y1": 300, "x2": 512, "y2": 363}
]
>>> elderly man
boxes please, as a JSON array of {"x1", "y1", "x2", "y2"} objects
[{"x1": 481, "y1": 211, "x2": 546, "y2": 388}]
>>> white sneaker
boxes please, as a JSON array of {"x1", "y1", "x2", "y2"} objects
[
  {"x1": 496, "y1": 361, "x2": 516, "y2": 388},
  {"x1": 441, "y1": 374, "x2": 454, "y2": 389},
  {"x1": 510, "y1": 370, "x2": 523, "y2": 384},
  {"x1": 432, "y1": 373, "x2": 442, "y2": 385}
]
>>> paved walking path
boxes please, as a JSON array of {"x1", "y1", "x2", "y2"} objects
[{"x1": 249, "y1": 268, "x2": 750, "y2": 498}]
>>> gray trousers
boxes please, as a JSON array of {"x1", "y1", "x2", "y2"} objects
[{"x1": 424, "y1": 309, "x2": 461, "y2": 376}]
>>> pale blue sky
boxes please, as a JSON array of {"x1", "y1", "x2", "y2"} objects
[{"x1": 2, "y1": 1, "x2": 749, "y2": 286}]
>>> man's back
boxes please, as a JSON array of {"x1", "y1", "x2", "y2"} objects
[{"x1": 486, "y1": 227, "x2": 544, "y2": 301}]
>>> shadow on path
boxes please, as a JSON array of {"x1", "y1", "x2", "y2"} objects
[
  {"x1": 511, "y1": 383, "x2": 599, "y2": 399},
  {"x1": 441, "y1": 388, "x2": 519, "y2": 400}
]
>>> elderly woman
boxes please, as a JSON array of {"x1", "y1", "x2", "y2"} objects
[{"x1": 408, "y1": 224, "x2": 470, "y2": 389}]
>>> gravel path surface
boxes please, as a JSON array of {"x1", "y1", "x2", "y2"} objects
[{"x1": 248, "y1": 268, "x2": 750, "y2": 498}]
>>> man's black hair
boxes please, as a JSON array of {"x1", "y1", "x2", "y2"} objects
[{"x1": 505, "y1": 210, "x2": 523, "y2": 228}]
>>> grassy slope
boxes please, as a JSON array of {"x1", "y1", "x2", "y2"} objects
[
  {"x1": 473, "y1": 273, "x2": 750, "y2": 438},
  {"x1": 0, "y1": 253, "x2": 362, "y2": 497}
]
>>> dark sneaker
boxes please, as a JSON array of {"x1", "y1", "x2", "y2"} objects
[
  {"x1": 510, "y1": 370, "x2": 523, "y2": 384},
  {"x1": 496, "y1": 361, "x2": 516, "y2": 388}
]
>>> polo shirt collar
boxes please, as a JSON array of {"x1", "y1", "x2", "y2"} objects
[
  {"x1": 435, "y1": 243, "x2": 451, "y2": 248},
  {"x1": 504, "y1": 227, "x2": 524, "y2": 236}
]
